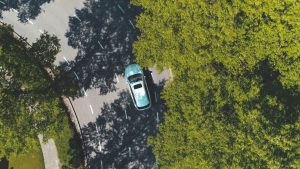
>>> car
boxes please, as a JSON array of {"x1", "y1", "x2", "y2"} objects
[{"x1": 125, "y1": 64, "x2": 151, "y2": 110}]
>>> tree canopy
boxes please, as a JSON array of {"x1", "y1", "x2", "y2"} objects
[
  {"x1": 0, "y1": 0, "x2": 53, "y2": 23},
  {"x1": 0, "y1": 24, "x2": 65, "y2": 157},
  {"x1": 131, "y1": 0, "x2": 300, "y2": 168}
]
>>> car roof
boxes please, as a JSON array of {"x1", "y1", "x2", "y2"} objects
[
  {"x1": 131, "y1": 82, "x2": 150, "y2": 108},
  {"x1": 125, "y1": 64, "x2": 142, "y2": 78}
]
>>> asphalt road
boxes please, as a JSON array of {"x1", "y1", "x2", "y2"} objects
[{"x1": 1, "y1": 0, "x2": 171, "y2": 168}]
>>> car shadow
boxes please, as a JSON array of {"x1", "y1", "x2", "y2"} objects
[
  {"x1": 64, "y1": 0, "x2": 141, "y2": 96},
  {"x1": 143, "y1": 68, "x2": 167, "y2": 109},
  {"x1": 0, "y1": 0, "x2": 53, "y2": 23},
  {"x1": 80, "y1": 79, "x2": 166, "y2": 169}
]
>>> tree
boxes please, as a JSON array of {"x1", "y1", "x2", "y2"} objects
[
  {"x1": 0, "y1": 0, "x2": 53, "y2": 23},
  {"x1": 30, "y1": 32, "x2": 61, "y2": 70},
  {"x1": 0, "y1": 24, "x2": 65, "y2": 157},
  {"x1": 132, "y1": 0, "x2": 300, "y2": 168}
]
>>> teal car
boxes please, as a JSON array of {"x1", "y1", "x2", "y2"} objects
[{"x1": 125, "y1": 64, "x2": 151, "y2": 110}]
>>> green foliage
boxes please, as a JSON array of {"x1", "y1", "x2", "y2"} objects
[
  {"x1": 133, "y1": 0, "x2": 300, "y2": 89},
  {"x1": 30, "y1": 32, "x2": 61, "y2": 70},
  {"x1": 132, "y1": 0, "x2": 300, "y2": 168},
  {"x1": 0, "y1": 24, "x2": 64, "y2": 158},
  {"x1": 54, "y1": 112, "x2": 84, "y2": 169},
  {"x1": 8, "y1": 144, "x2": 45, "y2": 169}
]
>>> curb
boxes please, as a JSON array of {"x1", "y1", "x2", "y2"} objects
[{"x1": 61, "y1": 96, "x2": 88, "y2": 167}]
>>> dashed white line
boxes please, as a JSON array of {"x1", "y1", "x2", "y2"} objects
[
  {"x1": 128, "y1": 147, "x2": 132, "y2": 157},
  {"x1": 27, "y1": 19, "x2": 33, "y2": 24},
  {"x1": 0, "y1": 1, "x2": 5, "y2": 5},
  {"x1": 63, "y1": 56, "x2": 70, "y2": 65},
  {"x1": 73, "y1": 71, "x2": 79, "y2": 80},
  {"x1": 98, "y1": 141, "x2": 102, "y2": 152},
  {"x1": 89, "y1": 105, "x2": 94, "y2": 114},
  {"x1": 117, "y1": 4, "x2": 125, "y2": 14},
  {"x1": 156, "y1": 112, "x2": 159, "y2": 123},
  {"x1": 82, "y1": 88, "x2": 88, "y2": 97},
  {"x1": 115, "y1": 73, "x2": 119, "y2": 83},
  {"x1": 129, "y1": 20, "x2": 135, "y2": 29},
  {"x1": 124, "y1": 110, "x2": 128, "y2": 119},
  {"x1": 73, "y1": 15, "x2": 81, "y2": 22},
  {"x1": 12, "y1": 9, "x2": 18, "y2": 13},
  {"x1": 39, "y1": 29, "x2": 44, "y2": 34},
  {"x1": 95, "y1": 124, "x2": 99, "y2": 134},
  {"x1": 100, "y1": 160, "x2": 103, "y2": 169},
  {"x1": 98, "y1": 41, "x2": 104, "y2": 49}
]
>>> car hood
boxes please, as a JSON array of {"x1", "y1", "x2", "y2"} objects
[{"x1": 125, "y1": 64, "x2": 143, "y2": 78}]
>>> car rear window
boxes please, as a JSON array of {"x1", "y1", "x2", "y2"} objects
[{"x1": 134, "y1": 84, "x2": 142, "y2": 89}]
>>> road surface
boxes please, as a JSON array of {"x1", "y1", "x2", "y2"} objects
[{"x1": 1, "y1": 0, "x2": 171, "y2": 168}]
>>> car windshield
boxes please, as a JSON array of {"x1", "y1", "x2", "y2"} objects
[{"x1": 128, "y1": 74, "x2": 142, "y2": 83}]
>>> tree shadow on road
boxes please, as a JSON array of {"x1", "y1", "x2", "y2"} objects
[
  {"x1": 81, "y1": 78, "x2": 167, "y2": 169},
  {"x1": 0, "y1": 0, "x2": 53, "y2": 23},
  {"x1": 65, "y1": 0, "x2": 141, "y2": 95}
]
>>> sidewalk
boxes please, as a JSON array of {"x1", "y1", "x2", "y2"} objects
[{"x1": 38, "y1": 134, "x2": 60, "y2": 169}]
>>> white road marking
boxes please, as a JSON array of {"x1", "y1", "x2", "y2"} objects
[
  {"x1": 27, "y1": 19, "x2": 33, "y2": 24},
  {"x1": 128, "y1": 147, "x2": 131, "y2": 157},
  {"x1": 82, "y1": 88, "x2": 88, "y2": 97},
  {"x1": 0, "y1": 1, "x2": 5, "y2": 5},
  {"x1": 39, "y1": 29, "x2": 44, "y2": 34},
  {"x1": 124, "y1": 110, "x2": 128, "y2": 119},
  {"x1": 73, "y1": 71, "x2": 79, "y2": 80},
  {"x1": 98, "y1": 141, "x2": 102, "y2": 152},
  {"x1": 63, "y1": 56, "x2": 70, "y2": 64},
  {"x1": 98, "y1": 41, "x2": 104, "y2": 49},
  {"x1": 12, "y1": 9, "x2": 18, "y2": 13},
  {"x1": 73, "y1": 14, "x2": 81, "y2": 22},
  {"x1": 100, "y1": 160, "x2": 103, "y2": 169},
  {"x1": 95, "y1": 124, "x2": 99, "y2": 134},
  {"x1": 129, "y1": 20, "x2": 135, "y2": 29},
  {"x1": 89, "y1": 105, "x2": 94, "y2": 114},
  {"x1": 156, "y1": 112, "x2": 159, "y2": 123},
  {"x1": 117, "y1": 4, "x2": 125, "y2": 14},
  {"x1": 115, "y1": 73, "x2": 119, "y2": 83}
]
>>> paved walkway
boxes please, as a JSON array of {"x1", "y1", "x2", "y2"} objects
[{"x1": 38, "y1": 134, "x2": 60, "y2": 169}]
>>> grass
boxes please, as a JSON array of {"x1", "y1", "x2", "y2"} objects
[
  {"x1": 8, "y1": 145, "x2": 45, "y2": 169},
  {"x1": 7, "y1": 102, "x2": 83, "y2": 169},
  {"x1": 54, "y1": 110, "x2": 84, "y2": 169}
]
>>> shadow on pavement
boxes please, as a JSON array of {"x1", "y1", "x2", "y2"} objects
[
  {"x1": 62, "y1": 1, "x2": 169, "y2": 168},
  {"x1": 81, "y1": 75, "x2": 166, "y2": 169},
  {"x1": 0, "y1": 0, "x2": 53, "y2": 23},
  {"x1": 64, "y1": 0, "x2": 141, "y2": 95}
]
